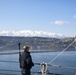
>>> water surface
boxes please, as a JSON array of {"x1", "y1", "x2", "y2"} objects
[{"x1": 0, "y1": 50, "x2": 76, "y2": 75}]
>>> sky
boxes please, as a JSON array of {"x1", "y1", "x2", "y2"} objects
[{"x1": 0, "y1": 0, "x2": 76, "y2": 37}]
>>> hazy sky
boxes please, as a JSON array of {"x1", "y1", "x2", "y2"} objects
[{"x1": 0, "y1": 0, "x2": 76, "y2": 37}]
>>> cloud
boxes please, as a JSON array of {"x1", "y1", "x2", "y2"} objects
[
  {"x1": 73, "y1": 15, "x2": 76, "y2": 18},
  {"x1": 50, "y1": 20, "x2": 69, "y2": 25}
]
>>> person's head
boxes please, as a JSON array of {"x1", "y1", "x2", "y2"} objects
[{"x1": 23, "y1": 45, "x2": 30, "y2": 52}]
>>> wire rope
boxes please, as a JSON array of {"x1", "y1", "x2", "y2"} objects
[
  {"x1": 0, "y1": 52, "x2": 19, "y2": 55},
  {"x1": 0, "y1": 60, "x2": 18, "y2": 63},
  {"x1": 0, "y1": 73, "x2": 18, "y2": 75}
]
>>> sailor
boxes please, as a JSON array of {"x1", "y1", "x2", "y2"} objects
[{"x1": 19, "y1": 45, "x2": 34, "y2": 75}]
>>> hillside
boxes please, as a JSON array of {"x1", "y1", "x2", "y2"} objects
[{"x1": 0, "y1": 36, "x2": 75, "y2": 51}]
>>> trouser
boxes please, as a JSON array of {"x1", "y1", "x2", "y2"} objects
[{"x1": 21, "y1": 69, "x2": 31, "y2": 75}]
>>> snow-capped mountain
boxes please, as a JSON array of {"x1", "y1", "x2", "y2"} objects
[{"x1": 0, "y1": 30, "x2": 65, "y2": 38}]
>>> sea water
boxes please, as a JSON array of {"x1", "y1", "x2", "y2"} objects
[{"x1": 0, "y1": 50, "x2": 76, "y2": 75}]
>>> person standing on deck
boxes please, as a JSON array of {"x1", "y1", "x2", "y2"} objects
[{"x1": 19, "y1": 45, "x2": 34, "y2": 75}]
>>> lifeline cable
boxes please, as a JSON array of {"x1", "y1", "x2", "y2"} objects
[
  {"x1": 0, "y1": 52, "x2": 19, "y2": 55},
  {"x1": 0, "y1": 60, "x2": 18, "y2": 63},
  {"x1": 0, "y1": 68, "x2": 46, "y2": 74},
  {"x1": 0, "y1": 60, "x2": 76, "y2": 70},
  {"x1": 0, "y1": 50, "x2": 54, "y2": 55},
  {"x1": 0, "y1": 73, "x2": 18, "y2": 75},
  {"x1": 0, "y1": 69, "x2": 20, "y2": 72}
]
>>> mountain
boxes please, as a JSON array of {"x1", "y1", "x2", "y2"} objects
[{"x1": 0, "y1": 30, "x2": 66, "y2": 38}]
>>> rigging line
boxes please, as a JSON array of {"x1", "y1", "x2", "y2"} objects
[
  {"x1": 60, "y1": 65, "x2": 76, "y2": 70},
  {"x1": 0, "y1": 60, "x2": 76, "y2": 70},
  {"x1": 0, "y1": 50, "x2": 55, "y2": 55},
  {"x1": 48, "y1": 38, "x2": 75, "y2": 64},
  {"x1": 0, "y1": 68, "x2": 44, "y2": 74},
  {"x1": 0, "y1": 60, "x2": 18, "y2": 63},
  {"x1": 47, "y1": 63, "x2": 76, "y2": 70},
  {"x1": 0, "y1": 51, "x2": 46, "y2": 55},
  {"x1": 0, "y1": 73, "x2": 18, "y2": 75},
  {"x1": 0, "y1": 52, "x2": 19, "y2": 55},
  {"x1": 0, "y1": 69, "x2": 20, "y2": 72}
]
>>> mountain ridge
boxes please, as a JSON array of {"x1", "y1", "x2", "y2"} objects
[{"x1": 0, "y1": 30, "x2": 66, "y2": 38}]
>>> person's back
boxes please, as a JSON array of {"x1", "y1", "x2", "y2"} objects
[{"x1": 19, "y1": 45, "x2": 34, "y2": 75}]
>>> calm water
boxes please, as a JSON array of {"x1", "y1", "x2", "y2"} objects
[{"x1": 0, "y1": 50, "x2": 76, "y2": 75}]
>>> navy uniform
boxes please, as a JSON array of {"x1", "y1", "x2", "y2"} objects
[{"x1": 19, "y1": 45, "x2": 34, "y2": 75}]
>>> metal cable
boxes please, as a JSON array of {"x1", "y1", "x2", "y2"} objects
[
  {"x1": 0, "y1": 73, "x2": 18, "y2": 75},
  {"x1": 0, "y1": 52, "x2": 19, "y2": 55},
  {"x1": 0, "y1": 60, "x2": 18, "y2": 63},
  {"x1": 0, "y1": 59, "x2": 76, "y2": 70},
  {"x1": 0, "y1": 68, "x2": 43, "y2": 74},
  {"x1": 0, "y1": 69, "x2": 20, "y2": 72}
]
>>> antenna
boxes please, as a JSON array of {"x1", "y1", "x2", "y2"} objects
[
  {"x1": 18, "y1": 42, "x2": 21, "y2": 57},
  {"x1": 18, "y1": 42, "x2": 20, "y2": 53}
]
